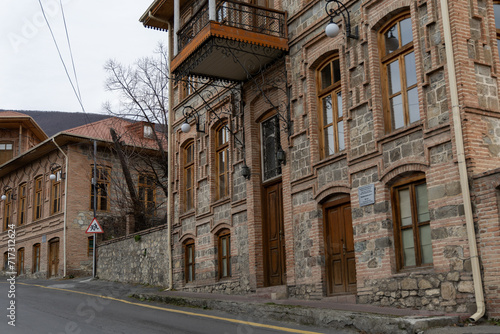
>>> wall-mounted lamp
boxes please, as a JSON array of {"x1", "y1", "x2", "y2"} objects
[
  {"x1": 241, "y1": 164, "x2": 251, "y2": 180},
  {"x1": 276, "y1": 146, "x2": 286, "y2": 165},
  {"x1": 181, "y1": 106, "x2": 205, "y2": 133},
  {"x1": 1, "y1": 186, "x2": 13, "y2": 201},
  {"x1": 49, "y1": 163, "x2": 65, "y2": 181},
  {"x1": 325, "y1": 0, "x2": 358, "y2": 39}
]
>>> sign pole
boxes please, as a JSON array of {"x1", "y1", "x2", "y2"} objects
[{"x1": 92, "y1": 140, "x2": 97, "y2": 278}]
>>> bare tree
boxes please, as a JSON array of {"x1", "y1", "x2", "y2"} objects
[{"x1": 103, "y1": 43, "x2": 169, "y2": 232}]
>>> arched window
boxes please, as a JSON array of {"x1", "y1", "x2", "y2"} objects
[
  {"x1": 34, "y1": 175, "x2": 43, "y2": 220},
  {"x1": 184, "y1": 142, "x2": 195, "y2": 211},
  {"x1": 317, "y1": 56, "x2": 344, "y2": 158},
  {"x1": 17, "y1": 248, "x2": 24, "y2": 275},
  {"x1": 380, "y1": 14, "x2": 420, "y2": 133},
  {"x1": 90, "y1": 165, "x2": 110, "y2": 211},
  {"x1": 217, "y1": 229, "x2": 231, "y2": 279},
  {"x1": 51, "y1": 168, "x2": 62, "y2": 214},
  {"x1": 391, "y1": 175, "x2": 432, "y2": 269},
  {"x1": 3, "y1": 189, "x2": 12, "y2": 230},
  {"x1": 138, "y1": 174, "x2": 156, "y2": 215},
  {"x1": 216, "y1": 123, "x2": 230, "y2": 200},
  {"x1": 18, "y1": 183, "x2": 27, "y2": 226},
  {"x1": 184, "y1": 239, "x2": 195, "y2": 283}
]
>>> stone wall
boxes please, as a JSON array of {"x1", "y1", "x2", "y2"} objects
[
  {"x1": 97, "y1": 226, "x2": 170, "y2": 287},
  {"x1": 358, "y1": 272, "x2": 475, "y2": 314}
]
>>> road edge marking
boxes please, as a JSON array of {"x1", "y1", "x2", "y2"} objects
[{"x1": 17, "y1": 282, "x2": 324, "y2": 334}]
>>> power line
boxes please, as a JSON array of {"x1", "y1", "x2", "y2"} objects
[
  {"x1": 37, "y1": 0, "x2": 85, "y2": 113},
  {"x1": 59, "y1": 0, "x2": 82, "y2": 104}
]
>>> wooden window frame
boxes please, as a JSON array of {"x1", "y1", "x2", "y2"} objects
[
  {"x1": 494, "y1": 1, "x2": 500, "y2": 59},
  {"x1": 138, "y1": 174, "x2": 156, "y2": 216},
  {"x1": 0, "y1": 142, "x2": 14, "y2": 165},
  {"x1": 90, "y1": 165, "x2": 110, "y2": 212},
  {"x1": 379, "y1": 13, "x2": 419, "y2": 133},
  {"x1": 3, "y1": 189, "x2": 12, "y2": 231},
  {"x1": 184, "y1": 142, "x2": 195, "y2": 212},
  {"x1": 180, "y1": 76, "x2": 196, "y2": 100},
  {"x1": 215, "y1": 123, "x2": 230, "y2": 200},
  {"x1": 34, "y1": 176, "x2": 43, "y2": 220},
  {"x1": 185, "y1": 239, "x2": 195, "y2": 283},
  {"x1": 317, "y1": 56, "x2": 344, "y2": 158},
  {"x1": 33, "y1": 243, "x2": 41, "y2": 273},
  {"x1": 218, "y1": 230, "x2": 231, "y2": 279},
  {"x1": 51, "y1": 169, "x2": 62, "y2": 215},
  {"x1": 18, "y1": 183, "x2": 27, "y2": 226},
  {"x1": 17, "y1": 248, "x2": 24, "y2": 275},
  {"x1": 391, "y1": 175, "x2": 432, "y2": 270}
]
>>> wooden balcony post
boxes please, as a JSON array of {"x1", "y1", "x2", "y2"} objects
[
  {"x1": 174, "y1": 0, "x2": 180, "y2": 55},
  {"x1": 209, "y1": 0, "x2": 216, "y2": 21}
]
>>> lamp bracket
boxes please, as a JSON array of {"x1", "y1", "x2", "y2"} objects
[{"x1": 325, "y1": 0, "x2": 359, "y2": 39}]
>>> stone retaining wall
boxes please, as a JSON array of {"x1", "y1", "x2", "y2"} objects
[{"x1": 97, "y1": 226, "x2": 170, "y2": 287}]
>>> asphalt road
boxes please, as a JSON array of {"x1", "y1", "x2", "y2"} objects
[{"x1": 0, "y1": 277, "x2": 350, "y2": 334}]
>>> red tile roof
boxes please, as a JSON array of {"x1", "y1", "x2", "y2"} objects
[{"x1": 64, "y1": 117, "x2": 163, "y2": 150}]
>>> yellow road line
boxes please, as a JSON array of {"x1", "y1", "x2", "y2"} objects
[{"x1": 16, "y1": 282, "x2": 323, "y2": 334}]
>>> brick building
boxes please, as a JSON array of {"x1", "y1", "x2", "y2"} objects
[
  {"x1": 130, "y1": 0, "x2": 500, "y2": 318},
  {"x1": 0, "y1": 112, "x2": 167, "y2": 278}
]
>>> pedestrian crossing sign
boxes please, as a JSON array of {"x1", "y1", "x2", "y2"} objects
[{"x1": 85, "y1": 218, "x2": 104, "y2": 234}]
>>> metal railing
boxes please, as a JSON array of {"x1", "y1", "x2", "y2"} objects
[{"x1": 178, "y1": 0, "x2": 286, "y2": 52}]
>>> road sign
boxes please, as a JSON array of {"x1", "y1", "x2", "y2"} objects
[{"x1": 85, "y1": 218, "x2": 104, "y2": 234}]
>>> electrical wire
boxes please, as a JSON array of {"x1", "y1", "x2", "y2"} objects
[
  {"x1": 37, "y1": 0, "x2": 85, "y2": 114},
  {"x1": 59, "y1": 0, "x2": 82, "y2": 105}
]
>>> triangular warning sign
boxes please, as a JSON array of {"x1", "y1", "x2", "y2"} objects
[{"x1": 86, "y1": 218, "x2": 104, "y2": 234}]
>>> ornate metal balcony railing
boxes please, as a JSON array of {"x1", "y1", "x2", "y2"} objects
[{"x1": 177, "y1": 0, "x2": 287, "y2": 52}]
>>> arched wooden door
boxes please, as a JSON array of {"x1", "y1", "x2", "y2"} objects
[
  {"x1": 324, "y1": 200, "x2": 356, "y2": 294},
  {"x1": 48, "y1": 238, "x2": 60, "y2": 277},
  {"x1": 263, "y1": 181, "x2": 286, "y2": 286}
]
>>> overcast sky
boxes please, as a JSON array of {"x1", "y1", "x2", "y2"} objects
[{"x1": 0, "y1": 0, "x2": 166, "y2": 114}]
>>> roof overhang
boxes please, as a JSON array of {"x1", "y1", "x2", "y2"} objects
[
  {"x1": 0, "y1": 115, "x2": 48, "y2": 141},
  {"x1": 0, "y1": 132, "x2": 162, "y2": 179},
  {"x1": 140, "y1": 0, "x2": 188, "y2": 32}
]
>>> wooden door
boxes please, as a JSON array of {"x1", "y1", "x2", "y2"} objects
[
  {"x1": 324, "y1": 202, "x2": 356, "y2": 294},
  {"x1": 49, "y1": 240, "x2": 59, "y2": 277},
  {"x1": 263, "y1": 182, "x2": 286, "y2": 286}
]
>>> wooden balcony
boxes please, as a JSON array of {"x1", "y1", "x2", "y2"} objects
[{"x1": 172, "y1": 0, "x2": 288, "y2": 82}]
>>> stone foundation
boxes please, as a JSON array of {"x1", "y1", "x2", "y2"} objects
[{"x1": 358, "y1": 272, "x2": 476, "y2": 314}]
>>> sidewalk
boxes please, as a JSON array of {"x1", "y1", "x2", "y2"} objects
[{"x1": 130, "y1": 288, "x2": 472, "y2": 334}]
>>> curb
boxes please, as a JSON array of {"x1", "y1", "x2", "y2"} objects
[{"x1": 131, "y1": 293, "x2": 459, "y2": 334}]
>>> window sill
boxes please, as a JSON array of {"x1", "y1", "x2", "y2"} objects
[
  {"x1": 393, "y1": 265, "x2": 434, "y2": 277},
  {"x1": 378, "y1": 121, "x2": 423, "y2": 146},
  {"x1": 179, "y1": 210, "x2": 196, "y2": 221},
  {"x1": 313, "y1": 151, "x2": 347, "y2": 170}
]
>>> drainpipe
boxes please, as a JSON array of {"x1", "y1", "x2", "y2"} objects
[
  {"x1": 440, "y1": 0, "x2": 485, "y2": 321},
  {"x1": 149, "y1": 10, "x2": 174, "y2": 290},
  {"x1": 167, "y1": 23, "x2": 174, "y2": 291},
  {"x1": 52, "y1": 138, "x2": 69, "y2": 278}
]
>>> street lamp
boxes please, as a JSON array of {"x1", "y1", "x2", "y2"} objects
[{"x1": 325, "y1": 0, "x2": 358, "y2": 39}]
